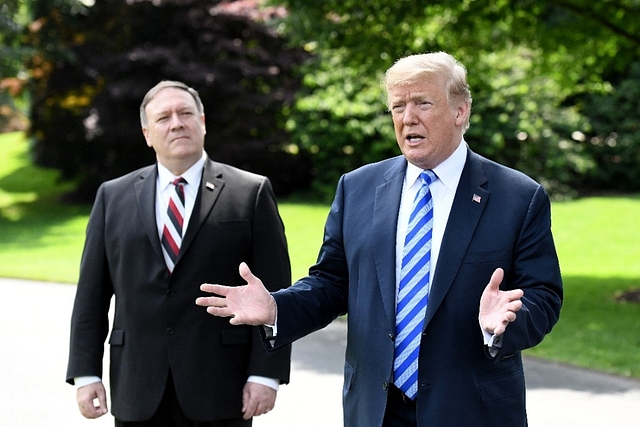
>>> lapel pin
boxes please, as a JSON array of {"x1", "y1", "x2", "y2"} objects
[
  {"x1": 472, "y1": 194, "x2": 482, "y2": 204},
  {"x1": 206, "y1": 182, "x2": 215, "y2": 191}
]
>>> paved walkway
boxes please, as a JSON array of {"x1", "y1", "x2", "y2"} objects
[{"x1": 1, "y1": 278, "x2": 639, "y2": 426}]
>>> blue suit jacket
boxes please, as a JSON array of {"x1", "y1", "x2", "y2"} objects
[{"x1": 270, "y1": 148, "x2": 562, "y2": 426}]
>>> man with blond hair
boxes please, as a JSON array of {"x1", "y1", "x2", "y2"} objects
[{"x1": 199, "y1": 52, "x2": 563, "y2": 427}]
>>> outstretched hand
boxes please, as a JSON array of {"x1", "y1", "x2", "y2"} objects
[
  {"x1": 479, "y1": 268, "x2": 524, "y2": 336},
  {"x1": 196, "y1": 262, "x2": 277, "y2": 325}
]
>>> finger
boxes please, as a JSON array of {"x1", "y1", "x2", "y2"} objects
[
  {"x1": 503, "y1": 288, "x2": 524, "y2": 301},
  {"x1": 239, "y1": 262, "x2": 257, "y2": 283},
  {"x1": 200, "y1": 283, "x2": 229, "y2": 296},
  {"x1": 95, "y1": 386, "x2": 108, "y2": 415},
  {"x1": 79, "y1": 400, "x2": 95, "y2": 418},
  {"x1": 487, "y1": 268, "x2": 504, "y2": 293},
  {"x1": 506, "y1": 299, "x2": 523, "y2": 313},
  {"x1": 205, "y1": 306, "x2": 234, "y2": 318},
  {"x1": 79, "y1": 393, "x2": 105, "y2": 419},
  {"x1": 195, "y1": 295, "x2": 225, "y2": 307},
  {"x1": 242, "y1": 398, "x2": 258, "y2": 420}
]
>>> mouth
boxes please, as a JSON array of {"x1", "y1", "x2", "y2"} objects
[{"x1": 405, "y1": 133, "x2": 425, "y2": 144}]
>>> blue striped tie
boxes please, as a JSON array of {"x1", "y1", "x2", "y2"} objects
[{"x1": 393, "y1": 170, "x2": 437, "y2": 400}]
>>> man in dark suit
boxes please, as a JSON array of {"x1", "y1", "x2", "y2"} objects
[
  {"x1": 66, "y1": 80, "x2": 291, "y2": 426},
  {"x1": 197, "y1": 52, "x2": 563, "y2": 426}
]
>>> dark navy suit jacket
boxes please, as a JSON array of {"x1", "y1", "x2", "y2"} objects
[{"x1": 268, "y1": 147, "x2": 562, "y2": 426}]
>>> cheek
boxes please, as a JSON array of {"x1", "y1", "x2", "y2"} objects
[{"x1": 392, "y1": 117, "x2": 403, "y2": 133}]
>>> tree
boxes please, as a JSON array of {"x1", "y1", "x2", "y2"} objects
[
  {"x1": 25, "y1": 0, "x2": 311, "y2": 201},
  {"x1": 267, "y1": 0, "x2": 640, "y2": 199},
  {"x1": 0, "y1": 0, "x2": 37, "y2": 132}
]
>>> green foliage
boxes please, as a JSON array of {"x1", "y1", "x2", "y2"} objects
[
  {"x1": 577, "y1": 62, "x2": 640, "y2": 192},
  {"x1": 285, "y1": 50, "x2": 398, "y2": 199},
  {"x1": 24, "y1": 0, "x2": 311, "y2": 202},
  {"x1": 268, "y1": 0, "x2": 640, "y2": 199},
  {"x1": 0, "y1": 0, "x2": 37, "y2": 132}
]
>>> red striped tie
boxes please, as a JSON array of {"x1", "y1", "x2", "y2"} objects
[{"x1": 161, "y1": 177, "x2": 186, "y2": 274}]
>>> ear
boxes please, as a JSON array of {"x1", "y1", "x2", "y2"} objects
[
  {"x1": 454, "y1": 101, "x2": 470, "y2": 127},
  {"x1": 142, "y1": 127, "x2": 153, "y2": 148},
  {"x1": 201, "y1": 114, "x2": 207, "y2": 135}
]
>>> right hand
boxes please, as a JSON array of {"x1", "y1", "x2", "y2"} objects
[
  {"x1": 76, "y1": 381, "x2": 108, "y2": 419},
  {"x1": 196, "y1": 262, "x2": 277, "y2": 325}
]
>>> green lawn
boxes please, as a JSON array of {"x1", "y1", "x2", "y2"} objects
[{"x1": 1, "y1": 131, "x2": 639, "y2": 378}]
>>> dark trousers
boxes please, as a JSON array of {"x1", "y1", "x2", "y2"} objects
[
  {"x1": 115, "y1": 375, "x2": 251, "y2": 427},
  {"x1": 382, "y1": 384, "x2": 417, "y2": 427}
]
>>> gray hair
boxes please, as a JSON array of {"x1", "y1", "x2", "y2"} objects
[
  {"x1": 383, "y1": 52, "x2": 472, "y2": 130},
  {"x1": 140, "y1": 81, "x2": 204, "y2": 128}
]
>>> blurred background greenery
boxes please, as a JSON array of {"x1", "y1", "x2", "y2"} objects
[
  {"x1": 2, "y1": 0, "x2": 640, "y2": 202},
  {"x1": 1, "y1": 0, "x2": 639, "y2": 378}
]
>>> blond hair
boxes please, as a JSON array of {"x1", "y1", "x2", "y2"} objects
[{"x1": 384, "y1": 52, "x2": 472, "y2": 129}]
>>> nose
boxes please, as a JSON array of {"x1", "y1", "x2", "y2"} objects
[
  {"x1": 402, "y1": 103, "x2": 419, "y2": 126},
  {"x1": 169, "y1": 113, "x2": 184, "y2": 130}
]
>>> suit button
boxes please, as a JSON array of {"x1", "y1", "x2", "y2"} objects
[
  {"x1": 383, "y1": 382, "x2": 389, "y2": 390},
  {"x1": 166, "y1": 290, "x2": 174, "y2": 296},
  {"x1": 166, "y1": 328, "x2": 174, "y2": 335},
  {"x1": 388, "y1": 334, "x2": 394, "y2": 341}
]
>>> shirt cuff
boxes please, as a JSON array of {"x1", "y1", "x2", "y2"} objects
[
  {"x1": 74, "y1": 376, "x2": 101, "y2": 388},
  {"x1": 262, "y1": 299, "x2": 278, "y2": 346},
  {"x1": 247, "y1": 376, "x2": 279, "y2": 391},
  {"x1": 480, "y1": 323, "x2": 503, "y2": 358}
]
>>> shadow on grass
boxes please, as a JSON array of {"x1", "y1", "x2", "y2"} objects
[{"x1": 526, "y1": 275, "x2": 640, "y2": 379}]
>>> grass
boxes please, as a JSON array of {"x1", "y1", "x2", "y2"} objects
[
  {"x1": 526, "y1": 195, "x2": 640, "y2": 377},
  {"x1": 0, "y1": 132, "x2": 90, "y2": 282},
  {"x1": 1, "y1": 131, "x2": 639, "y2": 378}
]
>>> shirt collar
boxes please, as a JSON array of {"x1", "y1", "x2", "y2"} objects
[
  {"x1": 405, "y1": 139, "x2": 467, "y2": 191},
  {"x1": 157, "y1": 151, "x2": 206, "y2": 190}
]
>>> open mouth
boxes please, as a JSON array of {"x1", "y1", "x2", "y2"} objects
[{"x1": 406, "y1": 134, "x2": 425, "y2": 143}]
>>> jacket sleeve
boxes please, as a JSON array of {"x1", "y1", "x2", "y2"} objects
[
  {"x1": 66, "y1": 184, "x2": 114, "y2": 384},
  {"x1": 492, "y1": 184, "x2": 563, "y2": 361}
]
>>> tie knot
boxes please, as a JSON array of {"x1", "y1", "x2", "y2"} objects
[
  {"x1": 172, "y1": 177, "x2": 186, "y2": 187},
  {"x1": 420, "y1": 170, "x2": 437, "y2": 186}
]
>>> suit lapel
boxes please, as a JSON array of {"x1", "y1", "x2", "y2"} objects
[
  {"x1": 373, "y1": 157, "x2": 407, "y2": 331},
  {"x1": 178, "y1": 158, "x2": 224, "y2": 263},
  {"x1": 424, "y1": 149, "x2": 489, "y2": 327},
  {"x1": 134, "y1": 165, "x2": 164, "y2": 262}
]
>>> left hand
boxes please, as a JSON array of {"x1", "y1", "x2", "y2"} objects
[
  {"x1": 242, "y1": 381, "x2": 277, "y2": 420},
  {"x1": 479, "y1": 268, "x2": 524, "y2": 336}
]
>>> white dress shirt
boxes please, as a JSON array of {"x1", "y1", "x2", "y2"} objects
[
  {"x1": 394, "y1": 140, "x2": 502, "y2": 354},
  {"x1": 395, "y1": 139, "x2": 467, "y2": 300},
  {"x1": 154, "y1": 153, "x2": 205, "y2": 241}
]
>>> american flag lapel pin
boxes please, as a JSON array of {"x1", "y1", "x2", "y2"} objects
[
  {"x1": 206, "y1": 182, "x2": 215, "y2": 191},
  {"x1": 472, "y1": 193, "x2": 482, "y2": 204}
]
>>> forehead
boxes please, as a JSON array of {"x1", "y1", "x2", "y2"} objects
[
  {"x1": 388, "y1": 80, "x2": 447, "y2": 101},
  {"x1": 146, "y1": 88, "x2": 197, "y2": 113}
]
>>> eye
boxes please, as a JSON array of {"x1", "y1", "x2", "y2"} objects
[{"x1": 391, "y1": 104, "x2": 405, "y2": 113}]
